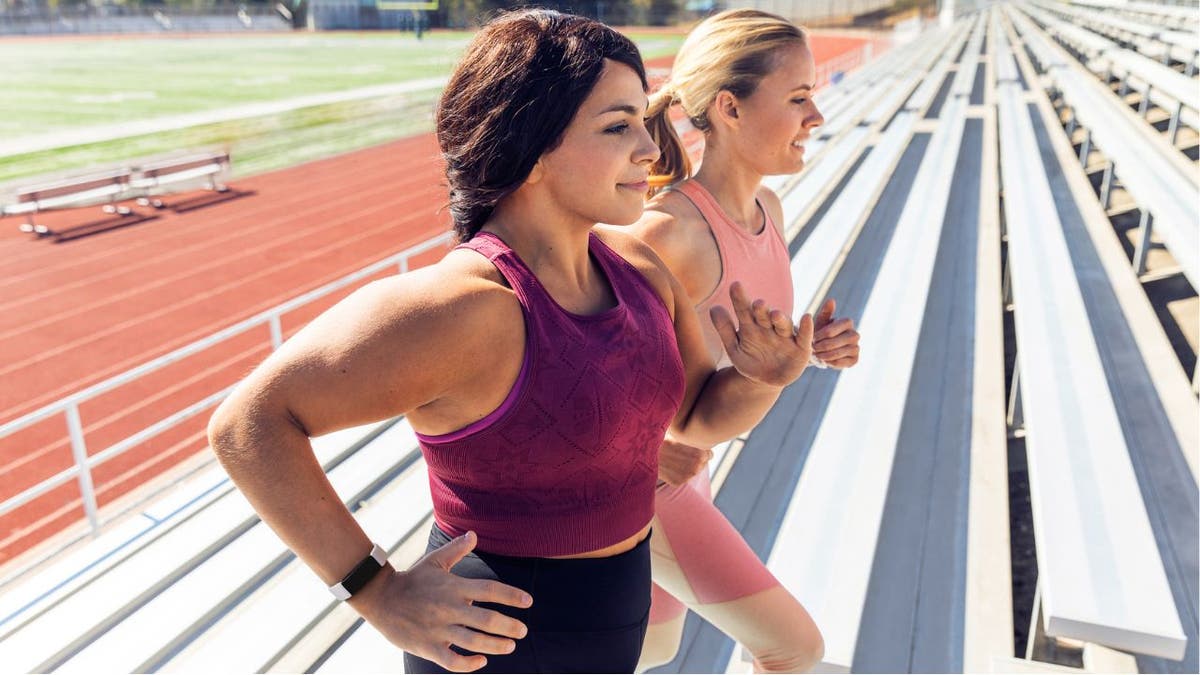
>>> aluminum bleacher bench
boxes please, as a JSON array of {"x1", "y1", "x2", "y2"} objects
[
  {"x1": 1070, "y1": 0, "x2": 1200, "y2": 33},
  {"x1": 1, "y1": 167, "x2": 133, "y2": 236},
  {"x1": 785, "y1": 23, "x2": 972, "y2": 319},
  {"x1": 755, "y1": 15, "x2": 988, "y2": 672},
  {"x1": 1029, "y1": 0, "x2": 1200, "y2": 73},
  {"x1": 775, "y1": 22, "x2": 958, "y2": 241},
  {"x1": 2, "y1": 150, "x2": 234, "y2": 239},
  {"x1": 1075, "y1": 0, "x2": 1200, "y2": 33},
  {"x1": 1012, "y1": 5, "x2": 1199, "y2": 331},
  {"x1": 0, "y1": 419, "x2": 420, "y2": 673},
  {"x1": 1014, "y1": 8, "x2": 1200, "y2": 284},
  {"x1": 128, "y1": 149, "x2": 231, "y2": 209},
  {"x1": 999, "y1": 7, "x2": 1195, "y2": 668},
  {"x1": 1028, "y1": 6, "x2": 1200, "y2": 143}
]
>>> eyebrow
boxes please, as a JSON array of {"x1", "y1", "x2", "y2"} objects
[
  {"x1": 792, "y1": 84, "x2": 814, "y2": 92},
  {"x1": 595, "y1": 101, "x2": 648, "y2": 117}
]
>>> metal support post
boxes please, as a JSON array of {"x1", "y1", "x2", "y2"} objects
[
  {"x1": 269, "y1": 316, "x2": 284, "y2": 350},
  {"x1": 1099, "y1": 162, "x2": 1115, "y2": 210},
  {"x1": 66, "y1": 405, "x2": 101, "y2": 534},
  {"x1": 1007, "y1": 363, "x2": 1023, "y2": 432},
  {"x1": 1133, "y1": 210, "x2": 1154, "y2": 276},
  {"x1": 1168, "y1": 101, "x2": 1183, "y2": 146},
  {"x1": 1002, "y1": 262, "x2": 1013, "y2": 309}
]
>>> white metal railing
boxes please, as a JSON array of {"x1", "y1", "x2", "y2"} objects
[{"x1": 0, "y1": 230, "x2": 453, "y2": 538}]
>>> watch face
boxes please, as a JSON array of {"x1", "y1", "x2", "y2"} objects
[{"x1": 330, "y1": 544, "x2": 388, "y2": 600}]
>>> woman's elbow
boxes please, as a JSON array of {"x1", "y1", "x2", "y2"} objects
[{"x1": 207, "y1": 397, "x2": 242, "y2": 462}]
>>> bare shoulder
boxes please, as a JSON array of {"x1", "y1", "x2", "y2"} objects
[
  {"x1": 756, "y1": 184, "x2": 786, "y2": 237},
  {"x1": 626, "y1": 188, "x2": 723, "y2": 302},
  {"x1": 224, "y1": 245, "x2": 524, "y2": 437},
  {"x1": 275, "y1": 246, "x2": 522, "y2": 392},
  {"x1": 631, "y1": 189, "x2": 711, "y2": 255},
  {"x1": 343, "y1": 248, "x2": 517, "y2": 334}
]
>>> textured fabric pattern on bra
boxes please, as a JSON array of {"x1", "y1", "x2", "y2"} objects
[{"x1": 417, "y1": 231, "x2": 686, "y2": 557}]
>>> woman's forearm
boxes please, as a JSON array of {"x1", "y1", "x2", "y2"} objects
[
  {"x1": 208, "y1": 400, "x2": 376, "y2": 590},
  {"x1": 670, "y1": 366, "x2": 783, "y2": 449}
]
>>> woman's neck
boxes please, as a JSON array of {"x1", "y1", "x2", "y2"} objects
[
  {"x1": 692, "y1": 148, "x2": 765, "y2": 234},
  {"x1": 484, "y1": 198, "x2": 598, "y2": 297}
]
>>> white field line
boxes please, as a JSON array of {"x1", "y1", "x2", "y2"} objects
[{"x1": 0, "y1": 77, "x2": 448, "y2": 159}]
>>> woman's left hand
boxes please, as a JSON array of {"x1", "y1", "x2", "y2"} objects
[
  {"x1": 710, "y1": 282, "x2": 815, "y2": 388},
  {"x1": 811, "y1": 298, "x2": 861, "y2": 369}
]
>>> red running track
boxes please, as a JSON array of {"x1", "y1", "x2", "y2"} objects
[{"x1": 0, "y1": 36, "x2": 874, "y2": 565}]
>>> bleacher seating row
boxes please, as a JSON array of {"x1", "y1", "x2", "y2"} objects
[
  {"x1": 1030, "y1": 0, "x2": 1200, "y2": 73},
  {"x1": 1068, "y1": 0, "x2": 1200, "y2": 33},
  {"x1": 1024, "y1": 4, "x2": 1199, "y2": 142},
  {"x1": 0, "y1": 3, "x2": 1194, "y2": 673},
  {"x1": 1009, "y1": 1, "x2": 1199, "y2": 369}
]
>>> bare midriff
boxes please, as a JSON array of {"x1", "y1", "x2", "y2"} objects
[{"x1": 550, "y1": 521, "x2": 652, "y2": 559}]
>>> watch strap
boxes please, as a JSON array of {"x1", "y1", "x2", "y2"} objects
[{"x1": 329, "y1": 543, "x2": 388, "y2": 601}]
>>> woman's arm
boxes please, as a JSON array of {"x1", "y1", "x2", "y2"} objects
[
  {"x1": 667, "y1": 274, "x2": 815, "y2": 448},
  {"x1": 595, "y1": 227, "x2": 813, "y2": 450},
  {"x1": 207, "y1": 261, "x2": 530, "y2": 672},
  {"x1": 758, "y1": 185, "x2": 862, "y2": 369}
]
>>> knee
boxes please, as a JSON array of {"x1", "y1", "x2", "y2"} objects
[
  {"x1": 637, "y1": 640, "x2": 680, "y2": 673},
  {"x1": 753, "y1": 624, "x2": 824, "y2": 673},
  {"x1": 636, "y1": 622, "x2": 684, "y2": 673}
]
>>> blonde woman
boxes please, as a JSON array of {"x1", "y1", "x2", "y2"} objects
[{"x1": 628, "y1": 9, "x2": 861, "y2": 673}]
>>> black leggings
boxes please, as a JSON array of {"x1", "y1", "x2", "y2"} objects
[{"x1": 403, "y1": 524, "x2": 651, "y2": 674}]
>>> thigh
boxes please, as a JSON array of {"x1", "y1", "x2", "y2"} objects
[{"x1": 651, "y1": 476, "x2": 778, "y2": 606}]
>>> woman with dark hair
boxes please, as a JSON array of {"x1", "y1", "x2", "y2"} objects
[{"x1": 208, "y1": 9, "x2": 818, "y2": 674}]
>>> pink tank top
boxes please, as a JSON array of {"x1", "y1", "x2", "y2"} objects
[
  {"x1": 671, "y1": 180, "x2": 794, "y2": 367},
  {"x1": 416, "y1": 231, "x2": 686, "y2": 557}
]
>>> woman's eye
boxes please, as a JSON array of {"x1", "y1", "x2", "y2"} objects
[
  {"x1": 604, "y1": 123, "x2": 630, "y2": 134},
  {"x1": 792, "y1": 98, "x2": 808, "y2": 105}
]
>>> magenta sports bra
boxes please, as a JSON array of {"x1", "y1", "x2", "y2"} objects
[{"x1": 415, "y1": 231, "x2": 686, "y2": 557}]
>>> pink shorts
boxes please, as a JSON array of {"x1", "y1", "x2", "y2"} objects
[{"x1": 649, "y1": 471, "x2": 781, "y2": 623}]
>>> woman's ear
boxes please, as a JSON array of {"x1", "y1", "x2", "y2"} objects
[
  {"x1": 526, "y1": 158, "x2": 546, "y2": 185},
  {"x1": 713, "y1": 90, "x2": 741, "y2": 128}
]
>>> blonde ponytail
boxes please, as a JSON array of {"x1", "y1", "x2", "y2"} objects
[{"x1": 646, "y1": 85, "x2": 690, "y2": 194}]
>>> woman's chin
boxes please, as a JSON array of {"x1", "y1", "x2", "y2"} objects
[{"x1": 601, "y1": 204, "x2": 644, "y2": 227}]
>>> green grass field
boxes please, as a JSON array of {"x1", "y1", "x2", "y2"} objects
[{"x1": 0, "y1": 30, "x2": 685, "y2": 183}]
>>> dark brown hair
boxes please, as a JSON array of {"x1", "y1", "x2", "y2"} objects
[{"x1": 437, "y1": 9, "x2": 647, "y2": 242}]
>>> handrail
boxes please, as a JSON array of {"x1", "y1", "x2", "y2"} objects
[{"x1": 0, "y1": 230, "x2": 454, "y2": 534}]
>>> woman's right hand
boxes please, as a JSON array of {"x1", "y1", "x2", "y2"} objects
[
  {"x1": 658, "y1": 437, "x2": 714, "y2": 486},
  {"x1": 351, "y1": 531, "x2": 533, "y2": 672},
  {"x1": 711, "y1": 282, "x2": 815, "y2": 388}
]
